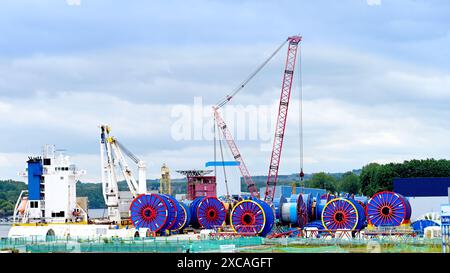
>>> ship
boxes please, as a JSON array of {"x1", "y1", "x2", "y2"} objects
[{"x1": 8, "y1": 144, "x2": 145, "y2": 239}]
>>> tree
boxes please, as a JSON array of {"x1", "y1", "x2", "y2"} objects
[
  {"x1": 359, "y1": 158, "x2": 450, "y2": 196},
  {"x1": 307, "y1": 172, "x2": 337, "y2": 193},
  {"x1": 360, "y1": 163, "x2": 381, "y2": 196},
  {"x1": 338, "y1": 171, "x2": 361, "y2": 194}
]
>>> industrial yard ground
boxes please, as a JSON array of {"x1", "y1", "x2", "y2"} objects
[{"x1": 0, "y1": 235, "x2": 441, "y2": 253}]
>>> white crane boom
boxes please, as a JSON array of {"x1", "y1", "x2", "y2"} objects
[{"x1": 99, "y1": 125, "x2": 147, "y2": 223}]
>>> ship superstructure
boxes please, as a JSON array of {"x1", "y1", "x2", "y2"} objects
[{"x1": 13, "y1": 145, "x2": 87, "y2": 224}]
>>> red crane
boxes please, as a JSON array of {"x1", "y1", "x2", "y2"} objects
[
  {"x1": 213, "y1": 108, "x2": 259, "y2": 198},
  {"x1": 213, "y1": 35, "x2": 302, "y2": 201},
  {"x1": 264, "y1": 36, "x2": 302, "y2": 204}
]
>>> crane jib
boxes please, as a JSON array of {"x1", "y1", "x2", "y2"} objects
[{"x1": 264, "y1": 36, "x2": 301, "y2": 204}]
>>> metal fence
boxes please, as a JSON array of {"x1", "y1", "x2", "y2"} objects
[
  {"x1": 0, "y1": 236, "x2": 441, "y2": 253},
  {"x1": 1, "y1": 236, "x2": 264, "y2": 253}
]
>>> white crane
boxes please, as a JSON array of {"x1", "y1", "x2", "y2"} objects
[{"x1": 100, "y1": 125, "x2": 147, "y2": 223}]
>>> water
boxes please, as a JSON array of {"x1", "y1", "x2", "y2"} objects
[
  {"x1": 0, "y1": 224, "x2": 10, "y2": 238},
  {"x1": 0, "y1": 208, "x2": 108, "y2": 238}
]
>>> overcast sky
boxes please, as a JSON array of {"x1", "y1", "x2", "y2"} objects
[{"x1": 0, "y1": 0, "x2": 449, "y2": 182}]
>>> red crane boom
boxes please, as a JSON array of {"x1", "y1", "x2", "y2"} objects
[
  {"x1": 213, "y1": 108, "x2": 259, "y2": 198},
  {"x1": 264, "y1": 36, "x2": 302, "y2": 204}
]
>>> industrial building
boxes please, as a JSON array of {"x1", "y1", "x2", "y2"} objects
[
  {"x1": 260, "y1": 186, "x2": 326, "y2": 200},
  {"x1": 394, "y1": 177, "x2": 450, "y2": 220}
]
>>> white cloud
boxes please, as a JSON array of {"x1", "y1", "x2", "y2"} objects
[
  {"x1": 0, "y1": 26, "x2": 449, "y2": 182},
  {"x1": 366, "y1": 0, "x2": 381, "y2": 6},
  {"x1": 66, "y1": 0, "x2": 81, "y2": 6}
]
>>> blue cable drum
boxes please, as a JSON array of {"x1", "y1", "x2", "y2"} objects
[
  {"x1": 280, "y1": 202, "x2": 298, "y2": 224},
  {"x1": 411, "y1": 219, "x2": 440, "y2": 235},
  {"x1": 302, "y1": 193, "x2": 313, "y2": 221},
  {"x1": 304, "y1": 220, "x2": 325, "y2": 230},
  {"x1": 231, "y1": 199, "x2": 266, "y2": 234},
  {"x1": 354, "y1": 196, "x2": 368, "y2": 210},
  {"x1": 296, "y1": 194, "x2": 309, "y2": 227},
  {"x1": 321, "y1": 198, "x2": 366, "y2": 230},
  {"x1": 172, "y1": 202, "x2": 190, "y2": 231},
  {"x1": 230, "y1": 199, "x2": 274, "y2": 236},
  {"x1": 196, "y1": 197, "x2": 226, "y2": 229},
  {"x1": 366, "y1": 191, "x2": 411, "y2": 227},
  {"x1": 188, "y1": 197, "x2": 203, "y2": 228},
  {"x1": 273, "y1": 196, "x2": 287, "y2": 221},
  {"x1": 315, "y1": 194, "x2": 333, "y2": 221},
  {"x1": 253, "y1": 198, "x2": 275, "y2": 237},
  {"x1": 159, "y1": 194, "x2": 178, "y2": 233},
  {"x1": 310, "y1": 193, "x2": 320, "y2": 221},
  {"x1": 400, "y1": 193, "x2": 412, "y2": 222},
  {"x1": 129, "y1": 194, "x2": 168, "y2": 232},
  {"x1": 162, "y1": 194, "x2": 183, "y2": 232}
]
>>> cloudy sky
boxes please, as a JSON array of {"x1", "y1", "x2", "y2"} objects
[{"x1": 0, "y1": 0, "x2": 449, "y2": 182}]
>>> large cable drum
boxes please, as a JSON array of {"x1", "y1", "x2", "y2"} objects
[
  {"x1": 172, "y1": 202, "x2": 190, "y2": 231},
  {"x1": 315, "y1": 194, "x2": 333, "y2": 221},
  {"x1": 273, "y1": 195, "x2": 287, "y2": 220},
  {"x1": 162, "y1": 194, "x2": 187, "y2": 232},
  {"x1": 253, "y1": 199, "x2": 275, "y2": 236},
  {"x1": 354, "y1": 196, "x2": 368, "y2": 210},
  {"x1": 366, "y1": 191, "x2": 411, "y2": 227},
  {"x1": 196, "y1": 197, "x2": 226, "y2": 229},
  {"x1": 230, "y1": 199, "x2": 274, "y2": 236},
  {"x1": 281, "y1": 194, "x2": 309, "y2": 227},
  {"x1": 159, "y1": 194, "x2": 178, "y2": 233},
  {"x1": 188, "y1": 197, "x2": 203, "y2": 228},
  {"x1": 321, "y1": 198, "x2": 366, "y2": 230},
  {"x1": 304, "y1": 220, "x2": 325, "y2": 230},
  {"x1": 310, "y1": 193, "x2": 320, "y2": 221},
  {"x1": 130, "y1": 194, "x2": 168, "y2": 232}
]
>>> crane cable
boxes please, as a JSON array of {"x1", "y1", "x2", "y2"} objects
[
  {"x1": 216, "y1": 120, "x2": 231, "y2": 199},
  {"x1": 298, "y1": 45, "x2": 304, "y2": 184},
  {"x1": 214, "y1": 38, "x2": 289, "y2": 109}
]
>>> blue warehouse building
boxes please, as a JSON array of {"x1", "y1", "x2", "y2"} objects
[
  {"x1": 394, "y1": 177, "x2": 450, "y2": 221},
  {"x1": 260, "y1": 185, "x2": 326, "y2": 200}
]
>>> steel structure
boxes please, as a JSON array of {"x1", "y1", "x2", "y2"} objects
[
  {"x1": 100, "y1": 125, "x2": 147, "y2": 223},
  {"x1": 264, "y1": 36, "x2": 302, "y2": 204},
  {"x1": 213, "y1": 35, "x2": 302, "y2": 201},
  {"x1": 213, "y1": 109, "x2": 259, "y2": 197}
]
